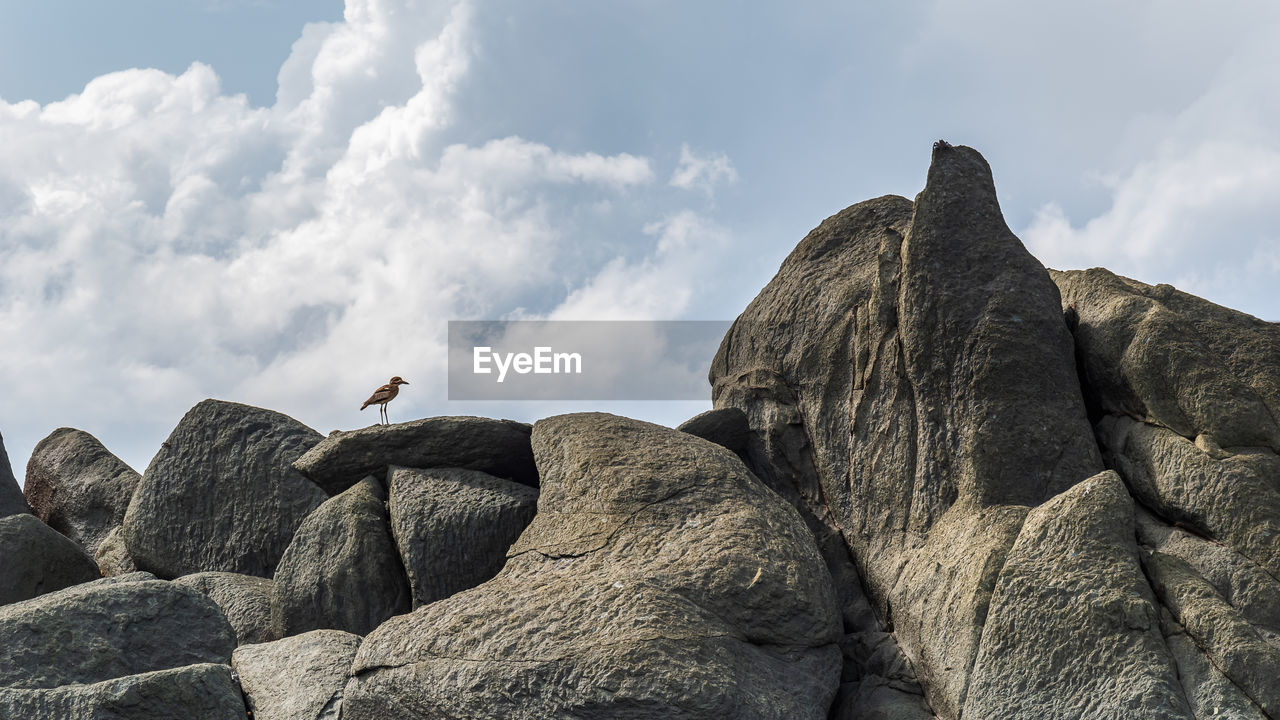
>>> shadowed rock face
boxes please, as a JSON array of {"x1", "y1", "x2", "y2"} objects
[
  {"x1": 388, "y1": 466, "x2": 537, "y2": 609},
  {"x1": 122, "y1": 399, "x2": 328, "y2": 579},
  {"x1": 0, "y1": 431, "x2": 28, "y2": 518},
  {"x1": 292, "y1": 416, "x2": 539, "y2": 496},
  {"x1": 343, "y1": 413, "x2": 843, "y2": 720},
  {"x1": 0, "y1": 513, "x2": 100, "y2": 606},
  {"x1": 24, "y1": 427, "x2": 140, "y2": 556},
  {"x1": 0, "y1": 663, "x2": 247, "y2": 720},
  {"x1": 272, "y1": 477, "x2": 410, "y2": 638},
  {"x1": 710, "y1": 145, "x2": 1195, "y2": 718},
  {"x1": 174, "y1": 572, "x2": 277, "y2": 646}
]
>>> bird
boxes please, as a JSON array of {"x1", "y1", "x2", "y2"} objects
[{"x1": 361, "y1": 376, "x2": 409, "y2": 425}]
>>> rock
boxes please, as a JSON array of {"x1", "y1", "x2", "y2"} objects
[
  {"x1": 23, "y1": 427, "x2": 140, "y2": 555},
  {"x1": 1159, "y1": 609, "x2": 1268, "y2": 720},
  {"x1": 271, "y1": 477, "x2": 409, "y2": 637},
  {"x1": 710, "y1": 144, "x2": 1103, "y2": 717},
  {"x1": 175, "y1": 571, "x2": 278, "y2": 646},
  {"x1": 232, "y1": 630, "x2": 361, "y2": 720},
  {"x1": 677, "y1": 407, "x2": 750, "y2": 455},
  {"x1": 0, "y1": 663, "x2": 247, "y2": 720},
  {"x1": 961, "y1": 472, "x2": 1188, "y2": 718},
  {"x1": 0, "y1": 430, "x2": 28, "y2": 517},
  {"x1": 122, "y1": 399, "x2": 327, "y2": 579},
  {"x1": 1052, "y1": 267, "x2": 1280, "y2": 451},
  {"x1": 0, "y1": 513, "x2": 100, "y2": 606},
  {"x1": 1143, "y1": 551, "x2": 1280, "y2": 717},
  {"x1": 292, "y1": 416, "x2": 538, "y2": 496},
  {"x1": 343, "y1": 413, "x2": 842, "y2": 719},
  {"x1": 94, "y1": 525, "x2": 137, "y2": 576},
  {"x1": 388, "y1": 466, "x2": 537, "y2": 608},
  {"x1": 1098, "y1": 415, "x2": 1280, "y2": 580},
  {"x1": 0, "y1": 578, "x2": 236, "y2": 689}
]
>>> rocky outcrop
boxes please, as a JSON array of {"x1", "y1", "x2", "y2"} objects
[
  {"x1": 0, "y1": 430, "x2": 28, "y2": 517},
  {"x1": 343, "y1": 413, "x2": 842, "y2": 719},
  {"x1": 175, "y1": 571, "x2": 277, "y2": 646},
  {"x1": 0, "y1": 577, "x2": 236, "y2": 689},
  {"x1": 272, "y1": 477, "x2": 409, "y2": 637},
  {"x1": 293, "y1": 416, "x2": 538, "y2": 496},
  {"x1": 710, "y1": 144, "x2": 1127, "y2": 718},
  {"x1": 388, "y1": 466, "x2": 537, "y2": 608},
  {"x1": 23, "y1": 428, "x2": 141, "y2": 556},
  {"x1": 0, "y1": 663, "x2": 247, "y2": 720},
  {"x1": 233, "y1": 630, "x2": 361, "y2": 720},
  {"x1": 123, "y1": 399, "x2": 328, "y2": 578},
  {"x1": 1052, "y1": 267, "x2": 1280, "y2": 714},
  {"x1": 0, "y1": 513, "x2": 100, "y2": 606}
]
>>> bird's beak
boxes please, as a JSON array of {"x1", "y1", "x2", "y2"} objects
[{"x1": 401, "y1": 380, "x2": 410, "y2": 385}]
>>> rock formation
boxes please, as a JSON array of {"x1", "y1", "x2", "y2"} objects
[
  {"x1": 23, "y1": 427, "x2": 140, "y2": 556},
  {"x1": 1, "y1": 144, "x2": 1277, "y2": 719},
  {"x1": 123, "y1": 399, "x2": 328, "y2": 579}
]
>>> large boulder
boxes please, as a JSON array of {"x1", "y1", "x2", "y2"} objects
[
  {"x1": 23, "y1": 427, "x2": 140, "y2": 555},
  {"x1": 343, "y1": 413, "x2": 842, "y2": 719},
  {"x1": 0, "y1": 512, "x2": 100, "y2": 606},
  {"x1": 388, "y1": 466, "x2": 537, "y2": 608},
  {"x1": 232, "y1": 629, "x2": 361, "y2": 720},
  {"x1": 710, "y1": 144, "x2": 1113, "y2": 718},
  {"x1": 0, "y1": 577, "x2": 236, "y2": 689},
  {"x1": 0, "y1": 663, "x2": 247, "y2": 720},
  {"x1": 292, "y1": 416, "x2": 538, "y2": 496},
  {"x1": 271, "y1": 477, "x2": 410, "y2": 638},
  {"x1": 0, "y1": 430, "x2": 28, "y2": 517},
  {"x1": 175, "y1": 571, "x2": 277, "y2": 646},
  {"x1": 677, "y1": 407, "x2": 750, "y2": 455},
  {"x1": 122, "y1": 399, "x2": 328, "y2": 579}
]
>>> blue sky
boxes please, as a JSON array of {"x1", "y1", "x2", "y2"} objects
[{"x1": 2, "y1": 0, "x2": 1279, "y2": 477}]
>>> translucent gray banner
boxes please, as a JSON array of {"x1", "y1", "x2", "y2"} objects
[{"x1": 448, "y1": 320, "x2": 732, "y2": 400}]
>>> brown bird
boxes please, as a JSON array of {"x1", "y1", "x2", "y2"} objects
[{"x1": 361, "y1": 376, "x2": 409, "y2": 424}]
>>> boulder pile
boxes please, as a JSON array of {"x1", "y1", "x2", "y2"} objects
[{"x1": 0, "y1": 144, "x2": 1275, "y2": 719}]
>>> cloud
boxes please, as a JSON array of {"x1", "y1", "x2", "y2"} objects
[
  {"x1": 0, "y1": 0, "x2": 720, "y2": 474},
  {"x1": 1021, "y1": 21, "x2": 1280, "y2": 321},
  {"x1": 669, "y1": 144, "x2": 738, "y2": 195}
]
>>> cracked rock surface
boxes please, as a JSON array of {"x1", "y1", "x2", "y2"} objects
[
  {"x1": 233, "y1": 629, "x2": 360, "y2": 720},
  {"x1": 343, "y1": 412, "x2": 842, "y2": 720}
]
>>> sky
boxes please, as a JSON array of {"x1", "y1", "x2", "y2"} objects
[{"x1": 2, "y1": 0, "x2": 1279, "y2": 479}]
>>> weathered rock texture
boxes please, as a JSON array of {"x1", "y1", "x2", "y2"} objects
[
  {"x1": 677, "y1": 407, "x2": 750, "y2": 455},
  {"x1": 1052, "y1": 267, "x2": 1280, "y2": 715},
  {"x1": 0, "y1": 512, "x2": 100, "y2": 606},
  {"x1": 293, "y1": 416, "x2": 538, "y2": 496},
  {"x1": 709, "y1": 145, "x2": 1195, "y2": 718},
  {"x1": 23, "y1": 427, "x2": 140, "y2": 556},
  {"x1": 0, "y1": 577, "x2": 236, "y2": 689},
  {"x1": 94, "y1": 525, "x2": 137, "y2": 576},
  {"x1": 123, "y1": 399, "x2": 327, "y2": 579},
  {"x1": 388, "y1": 466, "x2": 537, "y2": 608},
  {"x1": 344, "y1": 413, "x2": 842, "y2": 719},
  {"x1": 175, "y1": 571, "x2": 278, "y2": 646},
  {"x1": 0, "y1": 663, "x2": 247, "y2": 720},
  {"x1": 272, "y1": 477, "x2": 410, "y2": 637},
  {"x1": 233, "y1": 630, "x2": 361, "y2": 720},
  {"x1": 0, "y1": 430, "x2": 28, "y2": 517}
]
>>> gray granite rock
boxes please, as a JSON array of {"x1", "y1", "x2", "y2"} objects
[
  {"x1": 0, "y1": 663, "x2": 247, "y2": 720},
  {"x1": 0, "y1": 430, "x2": 28, "y2": 518},
  {"x1": 233, "y1": 629, "x2": 361, "y2": 720},
  {"x1": 292, "y1": 416, "x2": 538, "y2": 496},
  {"x1": 0, "y1": 578, "x2": 236, "y2": 689},
  {"x1": 175, "y1": 571, "x2": 277, "y2": 645},
  {"x1": 0, "y1": 512, "x2": 99, "y2": 606},
  {"x1": 271, "y1": 477, "x2": 409, "y2": 637},
  {"x1": 23, "y1": 427, "x2": 140, "y2": 555},
  {"x1": 123, "y1": 399, "x2": 327, "y2": 578},
  {"x1": 343, "y1": 413, "x2": 842, "y2": 719},
  {"x1": 677, "y1": 407, "x2": 750, "y2": 455},
  {"x1": 388, "y1": 466, "x2": 537, "y2": 608},
  {"x1": 93, "y1": 525, "x2": 137, "y2": 577}
]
